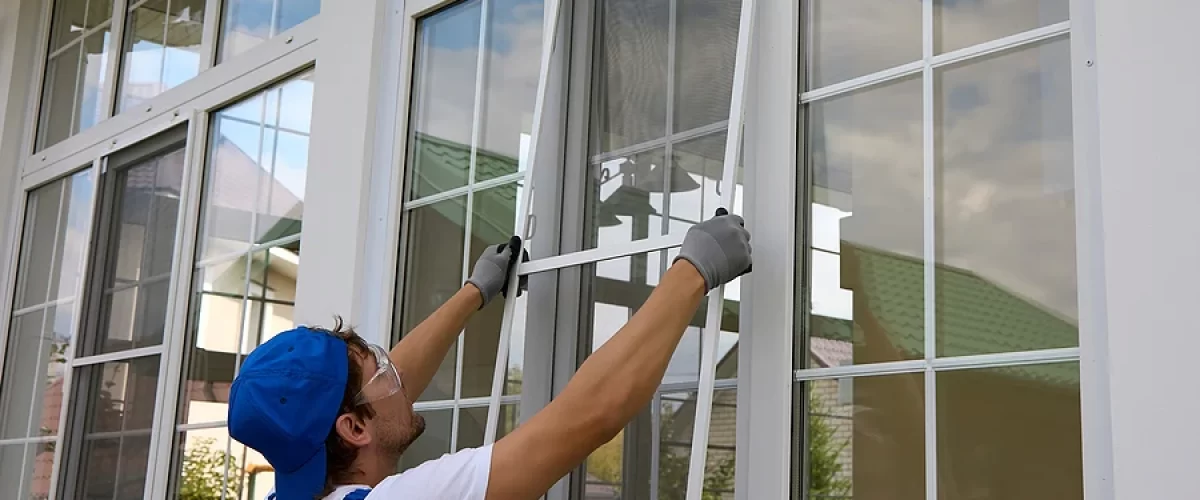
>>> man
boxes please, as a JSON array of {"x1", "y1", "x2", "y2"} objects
[{"x1": 228, "y1": 210, "x2": 752, "y2": 499}]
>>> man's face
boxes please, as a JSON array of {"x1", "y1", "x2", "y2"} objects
[{"x1": 355, "y1": 346, "x2": 426, "y2": 458}]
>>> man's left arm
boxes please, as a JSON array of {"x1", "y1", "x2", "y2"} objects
[{"x1": 389, "y1": 237, "x2": 523, "y2": 401}]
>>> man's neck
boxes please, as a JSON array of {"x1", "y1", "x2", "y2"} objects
[{"x1": 341, "y1": 452, "x2": 399, "y2": 488}]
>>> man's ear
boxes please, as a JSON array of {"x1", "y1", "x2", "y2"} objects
[{"x1": 334, "y1": 412, "x2": 371, "y2": 448}]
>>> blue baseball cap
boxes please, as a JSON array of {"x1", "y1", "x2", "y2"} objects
[{"x1": 229, "y1": 326, "x2": 350, "y2": 500}]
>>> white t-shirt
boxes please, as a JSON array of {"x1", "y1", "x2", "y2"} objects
[{"x1": 317, "y1": 445, "x2": 493, "y2": 500}]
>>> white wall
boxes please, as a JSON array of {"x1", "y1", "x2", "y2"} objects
[{"x1": 1092, "y1": 0, "x2": 1200, "y2": 498}]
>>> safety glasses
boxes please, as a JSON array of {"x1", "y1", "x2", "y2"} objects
[{"x1": 353, "y1": 343, "x2": 404, "y2": 406}]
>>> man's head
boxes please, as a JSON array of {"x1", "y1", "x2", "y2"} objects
[{"x1": 229, "y1": 318, "x2": 425, "y2": 499}]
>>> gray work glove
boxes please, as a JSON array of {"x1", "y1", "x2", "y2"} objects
[
  {"x1": 467, "y1": 236, "x2": 529, "y2": 307},
  {"x1": 673, "y1": 208, "x2": 753, "y2": 292}
]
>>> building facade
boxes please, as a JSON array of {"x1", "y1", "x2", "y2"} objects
[{"x1": 0, "y1": 0, "x2": 1196, "y2": 499}]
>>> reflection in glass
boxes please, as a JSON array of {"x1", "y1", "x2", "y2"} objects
[
  {"x1": 804, "y1": 78, "x2": 924, "y2": 367},
  {"x1": 475, "y1": 0, "x2": 544, "y2": 182},
  {"x1": 591, "y1": 0, "x2": 669, "y2": 152},
  {"x1": 580, "y1": 251, "x2": 740, "y2": 497},
  {"x1": 397, "y1": 198, "x2": 467, "y2": 401},
  {"x1": 936, "y1": 363, "x2": 1082, "y2": 499},
  {"x1": 407, "y1": 0, "x2": 483, "y2": 199},
  {"x1": 71, "y1": 356, "x2": 162, "y2": 500},
  {"x1": 91, "y1": 147, "x2": 186, "y2": 356},
  {"x1": 399, "y1": 410, "x2": 452, "y2": 472},
  {"x1": 674, "y1": 0, "x2": 741, "y2": 132},
  {"x1": 799, "y1": 374, "x2": 925, "y2": 500},
  {"x1": 220, "y1": 0, "x2": 320, "y2": 62},
  {"x1": 935, "y1": 0, "x2": 1069, "y2": 54},
  {"x1": 15, "y1": 181, "x2": 65, "y2": 309},
  {"x1": 0, "y1": 311, "x2": 48, "y2": 439},
  {"x1": 37, "y1": 44, "x2": 83, "y2": 150},
  {"x1": 456, "y1": 405, "x2": 518, "y2": 451},
  {"x1": 50, "y1": 172, "x2": 96, "y2": 304},
  {"x1": 200, "y1": 73, "x2": 313, "y2": 259},
  {"x1": 460, "y1": 183, "x2": 524, "y2": 398},
  {"x1": 175, "y1": 431, "x2": 240, "y2": 500},
  {"x1": 585, "y1": 138, "x2": 742, "y2": 253},
  {"x1": 118, "y1": 0, "x2": 206, "y2": 111},
  {"x1": 0, "y1": 444, "x2": 38, "y2": 500},
  {"x1": 178, "y1": 261, "x2": 247, "y2": 425},
  {"x1": 49, "y1": 0, "x2": 114, "y2": 52},
  {"x1": 78, "y1": 30, "x2": 113, "y2": 133},
  {"x1": 934, "y1": 38, "x2": 1076, "y2": 356},
  {"x1": 804, "y1": 0, "x2": 922, "y2": 90}
]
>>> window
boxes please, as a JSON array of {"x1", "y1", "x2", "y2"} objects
[
  {"x1": 170, "y1": 71, "x2": 314, "y2": 499},
  {"x1": 37, "y1": 0, "x2": 117, "y2": 149},
  {"x1": 572, "y1": 0, "x2": 745, "y2": 496},
  {"x1": 117, "y1": 0, "x2": 209, "y2": 111},
  {"x1": 393, "y1": 0, "x2": 544, "y2": 459},
  {"x1": 218, "y1": 0, "x2": 320, "y2": 62},
  {"x1": 0, "y1": 170, "x2": 94, "y2": 500},
  {"x1": 796, "y1": 0, "x2": 1081, "y2": 498},
  {"x1": 35, "y1": 0, "x2": 318, "y2": 151},
  {"x1": 58, "y1": 139, "x2": 188, "y2": 500}
]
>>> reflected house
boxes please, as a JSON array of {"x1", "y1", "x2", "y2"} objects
[{"x1": 808, "y1": 242, "x2": 1083, "y2": 499}]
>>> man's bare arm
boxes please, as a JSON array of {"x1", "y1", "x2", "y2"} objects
[
  {"x1": 389, "y1": 285, "x2": 481, "y2": 401},
  {"x1": 487, "y1": 212, "x2": 751, "y2": 500}
]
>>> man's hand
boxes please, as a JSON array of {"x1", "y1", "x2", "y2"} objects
[
  {"x1": 466, "y1": 236, "x2": 529, "y2": 307},
  {"x1": 674, "y1": 208, "x2": 752, "y2": 292}
]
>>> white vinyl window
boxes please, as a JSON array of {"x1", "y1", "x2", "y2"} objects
[{"x1": 795, "y1": 0, "x2": 1082, "y2": 499}]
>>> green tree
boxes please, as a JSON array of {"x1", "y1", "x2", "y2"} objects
[
  {"x1": 807, "y1": 389, "x2": 852, "y2": 499},
  {"x1": 178, "y1": 437, "x2": 243, "y2": 500}
]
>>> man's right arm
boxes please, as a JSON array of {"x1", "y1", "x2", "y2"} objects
[{"x1": 486, "y1": 212, "x2": 751, "y2": 500}]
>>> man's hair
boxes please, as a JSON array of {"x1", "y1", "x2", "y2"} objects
[{"x1": 313, "y1": 316, "x2": 375, "y2": 497}]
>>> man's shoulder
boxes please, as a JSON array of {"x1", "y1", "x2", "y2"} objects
[{"x1": 370, "y1": 445, "x2": 494, "y2": 498}]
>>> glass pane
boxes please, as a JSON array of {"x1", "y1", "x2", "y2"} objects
[
  {"x1": 175, "y1": 429, "x2": 247, "y2": 500},
  {"x1": 256, "y1": 76, "x2": 313, "y2": 245},
  {"x1": 805, "y1": 0, "x2": 922, "y2": 90},
  {"x1": 0, "y1": 444, "x2": 38, "y2": 500},
  {"x1": 161, "y1": 0, "x2": 206, "y2": 88},
  {"x1": 119, "y1": 0, "x2": 204, "y2": 110},
  {"x1": 936, "y1": 363, "x2": 1082, "y2": 499},
  {"x1": 804, "y1": 78, "x2": 924, "y2": 367},
  {"x1": 219, "y1": 0, "x2": 320, "y2": 61},
  {"x1": 474, "y1": 0, "x2": 543, "y2": 182},
  {"x1": 244, "y1": 249, "x2": 300, "y2": 351},
  {"x1": 90, "y1": 145, "x2": 185, "y2": 355},
  {"x1": 48, "y1": 170, "x2": 96, "y2": 304},
  {"x1": 118, "y1": 1, "x2": 167, "y2": 112},
  {"x1": 673, "y1": 0, "x2": 740, "y2": 132},
  {"x1": 591, "y1": 0, "x2": 669, "y2": 153},
  {"x1": 934, "y1": 38, "x2": 1076, "y2": 356},
  {"x1": 178, "y1": 261, "x2": 247, "y2": 425},
  {"x1": 1, "y1": 310, "x2": 47, "y2": 439},
  {"x1": 398, "y1": 409, "x2": 452, "y2": 472},
  {"x1": 397, "y1": 198, "x2": 467, "y2": 402},
  {"x1": 935, "y1": 0, "x2": 1069, "y2": 54},
  {"x1": 455, "y1": 405, "x2": 517, "y2": 451},
  {"x1": 40, "y1": 306, "x2": 75, "y2": 437},
  {"x1": 656, "y1": 389, "x2": 737, "y2": 499},
  {"x1": 79, "y1": 434, "x2": 152, "y2": 499},
  {"x1": 77, "y1": 29, "x2": 113, "y2": 133},
  {"x1": 15, "y1": 181, "x2": 65, "y2": 309},
  {"x1": 72, "y1": 356, "x2": 161, "y2": 500},
  {"x1": 407, "y1": 0, "x2": 483, "y2": 199},
  {"x1": 49, "y1": 0, "x2": 106, "y2": 52},
  {"x1": 38, "y1": 45, "x2": 83, "y2": 150},
  {"x1": 798, "y1": 373, "x2": 925, "y2": 500},
  {"x1": 203, "y1": 110, "x2": 264, "y2": 259},
  {"x1": 461, "y1": 183, "x2": 523, "y2": 398}
]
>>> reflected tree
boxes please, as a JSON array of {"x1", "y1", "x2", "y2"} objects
[{"x1": 179, "y1": 437, "x2": 242, "y2": 500}]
